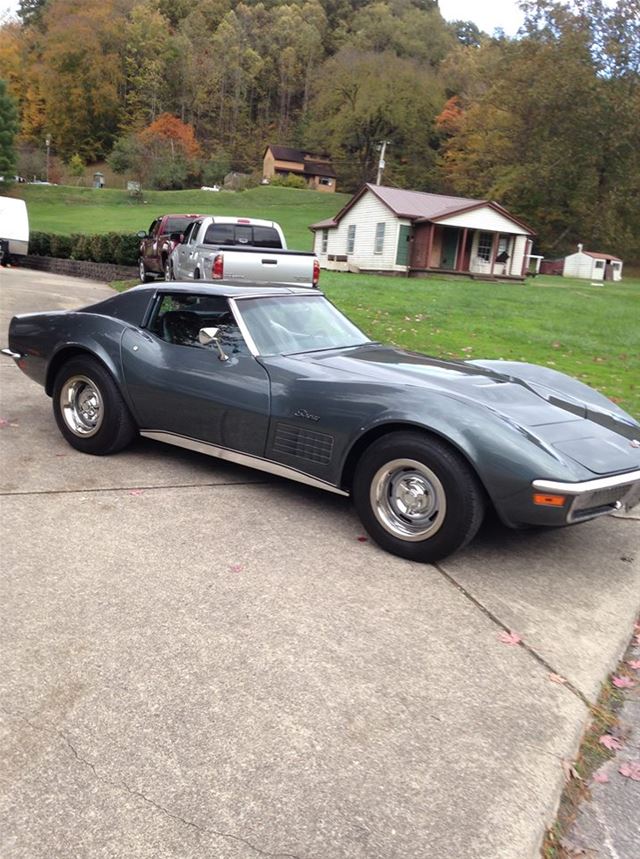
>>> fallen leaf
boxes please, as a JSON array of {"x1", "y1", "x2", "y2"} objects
[
  {"x1": 612, "y1": 676, "x2": 636, "y2": 689},
  {"x1": 54, "y1": 453, "x2": 67, "y2": 457},
  {"x1": 498, "y1": 630, "x2": 522, "y2": 646},
  {"x1": 228, "y1": 563, "x2": 244, "y2": 573},
  {"x1": 0, "y1": 418, "x2": 9, "y2": 428},
  {"x1": 561, "y1": 759, "x2": 581, "y2": 780},
  {"x1": 129, "y1": 489, "x2": 144, "y2": 496},
  {"x1": 549, "y1": 673, "x2": 568, "y2": 684},
  {"x1": 592, "y1": 769, "x2": 609, "y2": 784},
  {"x1": 559, "y1": 835, "x2": 588, "y2": 855},
  {"x1": 599, "y1": 734, "x2": 623, "y2": 751},
  {"x1": 357, "y1": 535, "x2": 368, "y2": 543},
  {"x1": 618, "y1": 761, "x2": 640, "y2": 781},
  {"x1": 627, "y1": 659, "x2": 640, "y2": 670}
]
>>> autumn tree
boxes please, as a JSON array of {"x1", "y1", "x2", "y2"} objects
[
  {"x1": 35, "y1": 0, "x2": 129, "y2": 159},
  {"x1": 0, "y1": 79, "x2": 19, "y2": 184},
  {"x1": 110, "y1": 114, "x2": 201, "y2": 190}
]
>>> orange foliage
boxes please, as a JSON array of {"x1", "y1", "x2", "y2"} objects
[
  {"x1": 435, "y1": 96, "x2": 464, "y2": 135},
  {"x1": 137, "y1": 113, "x2": 201, "y2": 159}
]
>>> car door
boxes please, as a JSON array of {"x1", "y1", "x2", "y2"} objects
[
  {"x1": 121, "y1": 291, "x2": 270, "y2": 456},
  {"x1": 173, "y1": 221, "x2": 199, "y2": 278}
]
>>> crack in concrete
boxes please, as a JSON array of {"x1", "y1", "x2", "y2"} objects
[
  {"x1": 432, "y1": 562, "x2": 593, "y2": 709},
  {"x1": 1, "y1": 707, "x2": 306, "y2": 859},
  {"x1": 0, "y1": 479, "x2": 271, "y2": 498}
]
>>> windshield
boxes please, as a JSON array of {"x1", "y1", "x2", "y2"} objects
[{"x1": 237, "y1": 295, "x2": 370, "y2": 356}]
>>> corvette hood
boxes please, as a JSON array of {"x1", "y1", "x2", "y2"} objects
[{"x1": 302, "y1": 345, "x2": 640, "y2": 473}]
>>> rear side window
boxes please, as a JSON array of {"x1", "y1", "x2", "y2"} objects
[
  {"x1": 203, "y1": 224, "x2": 283, "y2": 248},
  {"x1": 164, "y1": 217, "x2": 196, "y2": 235}
]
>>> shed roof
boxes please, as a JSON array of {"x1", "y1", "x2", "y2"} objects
[
  {"x1": 309, "y1": 184, "x2": 535, "y2": 234},
  {"x1": 582, "y1": 250, "x2": 622, "y2": 262}
]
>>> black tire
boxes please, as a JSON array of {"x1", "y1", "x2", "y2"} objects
[
  {"x1": 352, "y1": 431, "x2": 485, "y2": 563},
  {"x1": 194, "y1": 268, "x2": 201, "y2": 280},
  {"x1": 52, "y1": 356, "x2": 137, "y2": 455},
  {"x1": 138, "y1": 257, "x2": 154, "y2": 283}
]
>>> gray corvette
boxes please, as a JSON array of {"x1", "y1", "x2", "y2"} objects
[{"x1": 4, "y1": 283, "x2": 640, "y2": 562}]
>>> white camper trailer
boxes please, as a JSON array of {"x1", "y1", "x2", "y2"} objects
[{"x1": 0, "y1": 196, "x2": 29, "y2": 265}]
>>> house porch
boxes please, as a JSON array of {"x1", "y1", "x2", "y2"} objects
[{"x1": 408, "y1": 223, "x2": 530, "y2": 280}]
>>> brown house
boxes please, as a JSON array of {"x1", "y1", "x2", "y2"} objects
[{"x1": 263, "y1": 145, "x2": 337, "y2": 193}]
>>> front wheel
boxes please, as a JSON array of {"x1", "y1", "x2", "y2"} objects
[
  {"x1": 164, "y1": 257, "x2": 174, "y2": 281},
  {"x1": 52, "y1": 356, "x2": 137, "y2": 455},
  {"x1": 352, "y1": 432, "x2": 485, "y2": 563},
  {"x1": 138, "y1": 258, "x2": 154, "y2": 283}
]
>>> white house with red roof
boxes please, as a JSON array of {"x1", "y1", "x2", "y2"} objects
[
  {"x1": 563, "y1": 244, "x2": 623, "y2": 281},
  {"x1": 309, "y1": 183, "x2": 536, "y2": 280}
]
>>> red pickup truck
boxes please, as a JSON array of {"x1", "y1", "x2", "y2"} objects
[{"x1": 137, "y1": 213, "x2": 203, "y2": 281}]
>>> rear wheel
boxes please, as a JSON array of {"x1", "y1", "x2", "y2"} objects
[
  {"x1": 52, "y1": 357, "x2": 137, "y2": 455},
  {"x1": 352, "y1": 432, "x2": 485, "y2": 563}
]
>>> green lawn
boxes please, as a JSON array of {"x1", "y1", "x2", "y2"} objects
[
  {"x1": 320, "y1": 272, "x2": 639, "y2": 419},
  {"x1": 10, "y1": 183, "x2": 350, "y2": 250}
]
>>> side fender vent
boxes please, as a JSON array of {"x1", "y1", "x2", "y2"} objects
[{"x1": 273, "y1": 423, "x2": 334, "y2": 465}]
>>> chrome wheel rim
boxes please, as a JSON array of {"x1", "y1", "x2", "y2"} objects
[
  {"x1": 164, "y1": 260, "x2": 172, "y2": 281},
  {"x1": 139, "y1": 259, "x2": 146, "y2": 281},
  {"x1": 59, "y1": 375, "x2": 104, "y2": 437},
  {"x1": 370, "y1": 458, "x2": 446, "y2": 541}
]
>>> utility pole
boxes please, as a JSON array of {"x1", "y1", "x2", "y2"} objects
[
  {"x1": 45, "y1": 134, "x2": 51, "y2": 183},
  {"x1": 376, "y1": 140, "x2": 390, "y2": 186}
]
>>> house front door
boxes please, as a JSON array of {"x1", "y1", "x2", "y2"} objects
[
  {"x1": 440, "y1": 228, "x2": 459, "y2": 270},
  {"x1": 396, "y1": 225, "x2": 411, "y2": 266}
]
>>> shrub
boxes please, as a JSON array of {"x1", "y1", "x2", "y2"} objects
[
  {"x1": 269, "y1": 173, "x2": 307, "y2": 189},
  {"x1": 29, "y1": 231, "x2": 52, "y2": 256},
  {"x1": 27, "y1": 231, "x2": 139, "y2": 265}
]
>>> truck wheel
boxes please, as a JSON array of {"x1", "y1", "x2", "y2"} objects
[
  {"x1": 164, "y1": 258, "x2": 174, "y2": 281},
  {"x1": 194, "y1": 268, "x2": 201, "y2": 280},
  {"x1": 352, "y1": 432, "x2": 485, "y2": 563},
  {"x1": 138, "y1": 258, "x2": 154, "y2": 283}
]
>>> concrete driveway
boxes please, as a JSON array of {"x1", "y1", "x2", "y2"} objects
[{"x1": 1, "y1": 267, "x2": 639, "y2": 859}]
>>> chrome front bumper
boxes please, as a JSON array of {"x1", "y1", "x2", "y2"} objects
[{"x1": 533, "y1": 470, "x2": 640, "y2": 523}]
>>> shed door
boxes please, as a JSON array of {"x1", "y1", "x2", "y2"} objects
[{"x1": 395, "y1": 225, "x2": 411, "y2": 266}]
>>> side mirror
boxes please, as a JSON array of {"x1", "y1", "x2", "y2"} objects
[
  {"x1": 198, "y1": 327, "x2": 228, "y2": 361},
  {"x1": 136, "y1": 230, "x2": 147, "y2": 238}
]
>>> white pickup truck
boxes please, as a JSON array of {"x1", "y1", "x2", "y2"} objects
[{"x1": 168, "y1": 216, "x2": 319, "y2": 288}]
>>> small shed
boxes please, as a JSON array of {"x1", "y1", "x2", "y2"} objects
[{"x1": 563, "y1": 244, "x2": 623, "y2": 281}]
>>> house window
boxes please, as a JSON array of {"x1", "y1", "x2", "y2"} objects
[
  {"x1": 319, "y1": 178, "x2": 333, "y2": 186},
  {"x1": 477, "y1": 232, "x2": 493, "y2": 262},
  {"x1": 321, "y1": 229, "x2": 328, "y2": 254},
  {"x1": 347, "y1": 224, "x2": 356, "y2": 254},
  {"x1": 594, "y1": 260, "x2": 604, "y2": 268},
  {"x1": 374, "y1": 222, "x2": 385, "y2": 254}
]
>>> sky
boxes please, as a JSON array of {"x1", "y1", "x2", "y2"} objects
[
  {"x1": 439, "y1": 0, "x2": 525, "y2": 35},
  {"x1": 1, "y1": 1, "x2": 527, "y2": 36}
]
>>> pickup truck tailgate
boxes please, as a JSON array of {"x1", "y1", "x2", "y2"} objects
[{"x1": 212, "y1": 247, "x2": 318, "y2": 287}]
